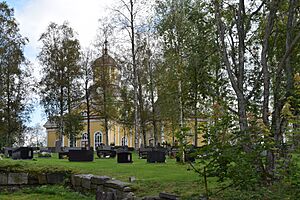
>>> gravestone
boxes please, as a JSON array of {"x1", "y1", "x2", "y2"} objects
[
  {"x1": 3, "y1": 147, "x2": 14, "y2": 158},
  {"x1": 117, "y1": 152, "x2": 132, "y2": 163},
  {"x1": 12, "y1": 147, "x2": 33, "y2": 160},
  {"x1": 55, "y1": 140, "x2": 62, "y2": 153},
  {"x1": 147, "y1": 150, "x2": 166, "y2": 163},
  {"x1": 68, "y1": 149, "x2": 94, "y2": 162},
  {"x1": 138, "y1": 147, "x2": 152, "y2": 159},
  {"x1": 97, "y1": 145, "x2": 116, "y2": 158}
]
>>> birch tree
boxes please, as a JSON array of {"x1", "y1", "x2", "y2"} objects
[{"x1": 39, "y1": 22, "x2": 83, "y2": 147}]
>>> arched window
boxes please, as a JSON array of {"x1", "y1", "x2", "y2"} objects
[
  {"x1": 121, "y1": 137, "x2": 128, "y2": 146},
  {"x1": 69, "y1": 136, "x2": 76, "y2": 147},
  {"x1": 94, "y1": 132, "x2": 103, "y2": 149},
  {"x1": 81, "y1": 133, "x2": 88, "y2": 147}
]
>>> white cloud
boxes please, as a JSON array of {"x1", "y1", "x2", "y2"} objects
[
  {"x1": 10, "y1": 0, "x2": 118, "y2": 126},
  {"x1": 15, "y1": 0, "x2": 116, "y2": 53}
]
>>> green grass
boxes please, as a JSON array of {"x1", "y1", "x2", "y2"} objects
[
  {"x1": 2, "y1": 153, "x2": 300, "y2": 199},
  {"x1": 0, "y1": 153, "x2": 206, "y2": 199},
  {"x1": 0, "y1": 185, "x2": 94, "y2": 200}
]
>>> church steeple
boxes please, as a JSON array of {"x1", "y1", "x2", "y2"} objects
[{"x1": 103, "y1": 39, "x2": 108, "y2": 55}]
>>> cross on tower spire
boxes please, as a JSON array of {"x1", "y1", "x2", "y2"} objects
[{"x1": 103, "y1": 39, "x2": 108, "y2": 55}]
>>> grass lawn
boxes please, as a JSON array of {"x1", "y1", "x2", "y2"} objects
[
  {"x1": 0, "y1": 185, "x2": 94, "y2": 200},
  {"x1": 2, "y1": 153, "x2": 300, "y2": 199},
  {"x1": 0, "y1": 153, "x2": 208, "y2": 199}
]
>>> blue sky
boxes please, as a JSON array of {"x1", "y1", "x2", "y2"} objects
[{"x1": 4, "y1": 0, "x2": 116, "y2": 127}]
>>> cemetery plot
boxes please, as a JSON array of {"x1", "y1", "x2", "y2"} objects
[{"x1": 12, "y1": 147, "x2": 33, "y2": 160}]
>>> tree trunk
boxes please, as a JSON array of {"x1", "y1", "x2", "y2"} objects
[
  {"x1": 86, "y1": 80, "x2": 91, "y2": 148},
  {"x1": 130, "y1": 0, "x2": 139, "y2": 149},
  {"x1": 214, "y1": 0, "x2": 248, "y2": 136},
  {"x1": 103, "y1": 85, "x2": 109, "y2": 145},
  {"x1": 262, "y1": 1, "x2": 277, "y2": 127},
  {"x1": 59, "y1": 76, "x2": 64, "y2": 147},
  {"x1": 138, "y1": 71, "x2": 146, "y2": 146},
  {"x1": 148, "y1": 54, "x2": 158, "y2": 145}
]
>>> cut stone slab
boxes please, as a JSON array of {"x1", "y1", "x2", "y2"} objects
[
  {"x1": 104, "y1": 179, "x2": 130, "y2": 190},
  {"x1": 123, "y1": 192, "x2": 136, "y2": 200},
  {"x1": 38, "y1": 173, "x2": 47, "y2": 184},
  {"x1": 91, "y1": 184, "x2": 104, "y2": 190},
  {"x1": 96, "y1": 190, "x2": 117, "y2": 200},
  {"x1": 81, "y1": 174, "x2": 93, "y2": 189},
  {"x1": 71, "y1": 174, "x2": 82, "y2": 187},
  {"x1": 8, "y1": 173, "x2": 28, "y2": 185},
  {"x1": 0, "y1": 173, "x2": 8, "y2": 185},
  {"x1": 46, "y1": 173, "x2": 64, "y2": 184},
  {"x1": 142, "y1": 196, "x2": 160, "y2": 200},
  {"x1": 91, "y1": 175, "x2": 110, "y2": 185},
  {"x1": 159, "y1": 192, "x2": 180, "y2": 200},
  {"x1": 123, "y1": 187, "x2": 133, "y2": 192},
  {"x1": 28, "y1": 173, "x2": 39, "y2": 184}
]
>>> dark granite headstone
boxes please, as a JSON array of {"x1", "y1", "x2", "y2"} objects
[
  {"x1": 147, "y1": 150, "x2": 166, "y2": 163},
  {"x1": 138, "y1": 147, "x2": 152, "y2": 159},
  {"x1": 117, "y1": 152, "x2": 132, "y2": 163},
  {"x1": 68, "y1": 149, "x2": 94, "y2": 162},
  {"x1": 11, "y1": 147, "x2": 33, "y2": 160}
]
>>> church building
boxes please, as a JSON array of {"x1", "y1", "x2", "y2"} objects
[{"x1": 45, "y1": 45, "x2": 136, "y2": 149}]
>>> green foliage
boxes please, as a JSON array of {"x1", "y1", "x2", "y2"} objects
[
  {"x1": 1, "y1": 153, "x2": 201, "y2": 198},
  {"x1": 0, "y1": 2, "x2": 32, "y2": 148},
  {"x1": 38, "y1": 22, "x2": 83, "y2": 141},
  {"x1": 63, "y1": 111, "x2": 84, "y2": 145}
]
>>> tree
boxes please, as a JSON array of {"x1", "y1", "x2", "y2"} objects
[
  {"x1": 38, "y1": 22, "x2": 83, "y2": 147},
  {"x1": 24, "y1": 123, "x2": 46, "y2": 147},
  {"x1": 0, "y1": 2, "x2": 32, "y2": 148},
  {"x1": 112, "y1": 0, "x2": 153, "y2": 148},
  {"x1": 213, "y1": 0, "x2": 300, "y2": 185},
  {"x1": 81, "y1": 48, "x2": 94, "y2": 148}
]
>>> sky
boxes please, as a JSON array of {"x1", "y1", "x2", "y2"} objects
[{"x1": 5, "y1": 0, "x2": 117, "y2": 127}]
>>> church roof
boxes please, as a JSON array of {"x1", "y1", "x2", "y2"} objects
[
  {"x1": 92, "y1": 40, "x2": 118, "y2": 69},
  {"x1": 93, "y1": 53, "x2": 117, "y2": 68}
]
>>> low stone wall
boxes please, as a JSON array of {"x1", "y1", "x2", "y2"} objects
[
  {"x1": 0, "y1": 172, "x2": 65, "y2": 186},
  {"x1": 0, "y1": 171, "x2": 179, "y2": 200},
  {"x1": 71, "y1": 174, "x2": 135, "y2": 200}
]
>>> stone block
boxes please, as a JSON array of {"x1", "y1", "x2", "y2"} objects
[
  {"x1": 96, "y1": 190, "x2": 117, "y2": 200},
  {"x1": 81, "y1": 174, "x2": 93, "y2": 189},
  {"x1": 159, "y1": 192, "x2": 180, "y2": 200},
  {"x1": 144, "y1": 197, "x2": 161, "y2": 200},
  {"x1": 38, "y1": 173, "x2": 47, "y2": 184},
  {"x1": 142, "y1": 197, "x2": 160, "y2": 200},
  {"x1": 0, "y1": 173, "x2": 8, "y2": 185},
  {"x1": 104, "y1": 179, "x2": 130, "y2": 190},
  {"x1": 28, "y1": 173, "x2": 39, "y2": 184},
  {"x1": 46, "y1": 173, "x2": 64, "y2": 184},
  {"x1": 8, "y1": 173, "x2": 28, "y2": 185},
  {"x1": 129, "y1": 176, "x2": 136, "y2": 183},
  {"x1": 71, "y1": 174, "x2": 82, "y2": 187},
  {"x1": 123, "y1": 192, "x2": 136, "y2": 200},
  {"x1": 123, "y1": 187, "x2": 133, "y2": 192},
  {"x1": 91, "y1": 175, "x2": 110, "y2": 185},
  {"x1": 96, "y1": 185, "x2": 104, "y2": 192}
]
